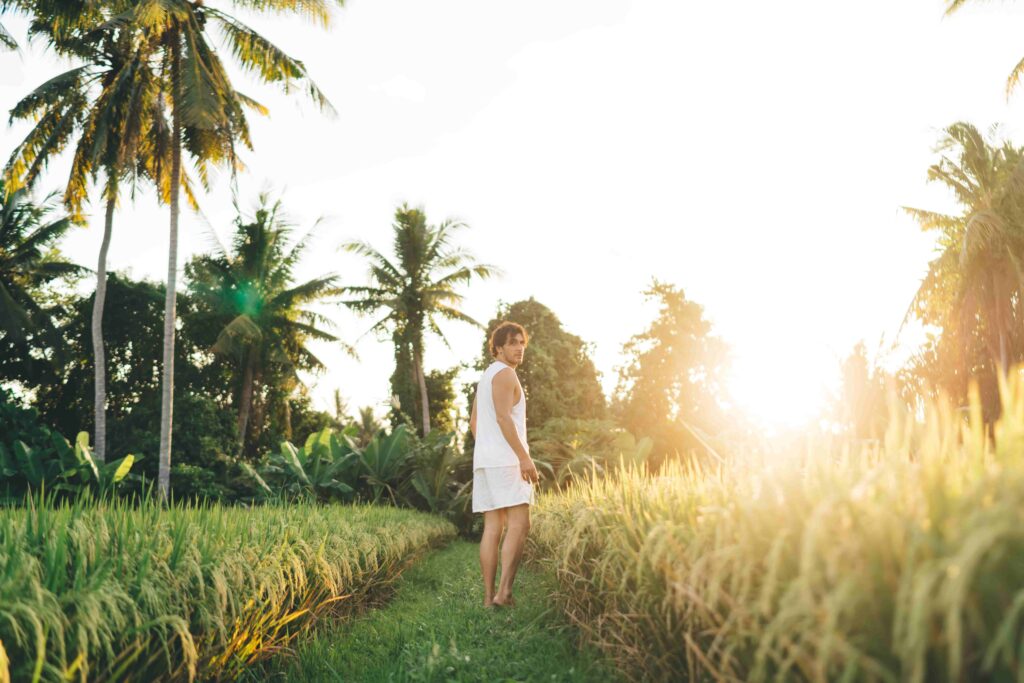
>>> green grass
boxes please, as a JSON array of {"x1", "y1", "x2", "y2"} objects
[
  {"x1": 0, "y1": 498, "x2": 455, "y2": 682},
  {"x1": 251, "y1": 540, "x2": 623, "y2": 682}
]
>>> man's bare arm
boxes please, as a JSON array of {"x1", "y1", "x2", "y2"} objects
[
  {"x1": 491, "y1": 370, "x2": 529, "y2": 459},
  {"x1": 470, "y1": 393, "x2": 478, "y2": 440},
  {"x1": 492, "y1": 370, "x2": 539, "y2": 483}
]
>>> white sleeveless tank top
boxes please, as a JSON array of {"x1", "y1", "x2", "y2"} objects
[{"x1": 473, "y1": 360, "x2": 526, "y2": 469}]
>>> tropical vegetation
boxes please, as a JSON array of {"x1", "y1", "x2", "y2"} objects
[
  {"x1": 341, "y1": 204, "x2": 498, "y2": 437},
  {"x1": 5, "y1": 0, "x2": 1024, "y2": 680}
]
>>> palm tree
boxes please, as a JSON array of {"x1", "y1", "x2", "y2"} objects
[
  {"x1": 355, "y1": 405, "x2": 384, "y2": 447},
  {"x1": 341, "y1": 204, "x2": 500, "y2": 436},
  {"x1": 188, "y1": 194, "x2": 343, "y2": 456},
  {"x1": 901, "y1": 122, "x2": 1024, "y2": 396},
  {"x1": 5, "y1": 2, "x2": 176, "y2": 462},
  {"x1": 0, "y1": 182, "x2": 83, "y2": 358},
  {"x1": 120, "y1": 0, "x2": 336, "y2": 497}
]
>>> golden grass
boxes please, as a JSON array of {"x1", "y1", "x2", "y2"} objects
[{"x1": 530, "y1": 373, "x2": 1024, "y2": 682}]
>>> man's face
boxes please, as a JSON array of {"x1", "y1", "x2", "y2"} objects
[{"x1": 499, "y1": 333, "x2": 527, "y2": 365}]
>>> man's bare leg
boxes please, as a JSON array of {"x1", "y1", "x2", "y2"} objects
[
  {"x1": 493, "y1": 504, "x2": 530, "y2": 606},
  {"x1": 480, "y1": 508, "x2": 506, "y2": 606}
]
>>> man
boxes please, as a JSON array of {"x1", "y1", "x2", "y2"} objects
[{"x1": 470, "y1": 321, "x2": 540, "y2": 608}]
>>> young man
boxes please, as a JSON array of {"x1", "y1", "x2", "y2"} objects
[{"x1": 470, "y1": 321, "x2": 540, "y2": 608}]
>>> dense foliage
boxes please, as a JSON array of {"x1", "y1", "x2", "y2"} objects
[{"x1": 0, "y1": 389, "x2": 136, "y2": 502}]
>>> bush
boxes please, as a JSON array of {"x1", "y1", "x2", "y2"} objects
[{"x1": 0, "y1": 389, "x2": 136, "y2": 502}]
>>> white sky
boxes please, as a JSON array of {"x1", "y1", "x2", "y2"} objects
[{"x1": 4, "y1": 0, "x2": 1024, "y2": 429}]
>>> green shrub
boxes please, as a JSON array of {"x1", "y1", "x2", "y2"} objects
[{"x1": 0, "y1": 390, "x2": 135, "y2": 502}]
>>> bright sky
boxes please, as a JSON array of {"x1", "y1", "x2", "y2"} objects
[{"x1": 4, "y1": 0, "x2": 1024, "y2": 429}]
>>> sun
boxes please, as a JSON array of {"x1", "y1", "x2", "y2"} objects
[{"x1": 726, "y1": 351, "x2": 831, "y2": 430}]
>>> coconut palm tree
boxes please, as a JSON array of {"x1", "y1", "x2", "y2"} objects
[
  {"x1": 0, "y1": 182, "x2": 83, "y2": 357},
  {"x1": 341, "y1": 204, "x2": 500, "y2": 436},
  {"x1": 355, "y1": 405, "x2": 384, "y2": 447},
  {"x1": 901, "y1": 122, "x2": 1024, "y2": 395},
  {"x1": 188, "y1": 194, "x2": 343, "y2": 456},
  {"x1": 4, "y1": 2, "x2": 180, "y2": 462},
  {"x1": 117, "y1": 0, "x2": 336, "y2": 497}
]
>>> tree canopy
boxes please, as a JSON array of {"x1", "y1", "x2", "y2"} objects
[{"x1": 612, "y1": 280, "x2": 729, "y2": 467}]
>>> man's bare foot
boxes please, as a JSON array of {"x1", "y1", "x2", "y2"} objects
[{"x1": 491, "y1": 594, "x2": 516, "y2": 607}]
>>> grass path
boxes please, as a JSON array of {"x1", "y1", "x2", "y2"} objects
[{"x1": 250, "y1": 540, "x2": 623, "y2": 682}]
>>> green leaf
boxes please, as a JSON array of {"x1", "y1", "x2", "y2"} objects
[
  {"x1": 74, "y1": 431, "x2": 100, "y2": 482},
  {"x1": 280, "y1": 441, "x2": 312, "y2": 487},
  {"x1": 240, "y1": 462, "x2": 273, "y2": 495},
  {"x1": 108, "y1": 455, "x2": 135, "y2": 484}
]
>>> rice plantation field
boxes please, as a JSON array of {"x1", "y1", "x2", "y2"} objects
[
  {"x1": 0, "y1": 499, "x2": 455, "y2": 682},
  {"x1": 529, "y1": 377, "x2": 1024, "y2": 682}
]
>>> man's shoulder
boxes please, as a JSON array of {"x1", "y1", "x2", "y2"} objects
[{"x1": 491, "y1": 365, "x2": 516, "y2": 383}]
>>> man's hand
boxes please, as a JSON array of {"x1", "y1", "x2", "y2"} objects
[{"x1": 519, "y1": 456, "x2": 539, "y2": 484}]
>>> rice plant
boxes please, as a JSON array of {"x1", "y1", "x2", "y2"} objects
[
  {"x1": 0, "y1": 496, "x2": 455, "y2": 682},
  {"x1": 529, "y1": 370, "x2": 1024, "y2": 682}
]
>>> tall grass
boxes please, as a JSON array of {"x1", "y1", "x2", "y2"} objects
[
  {"x1": 529, "y1": 372, "x2": 1024, "y2": 682},
  {"x1": 0, "y1": 496, "x2": 455, "y2": 682}
]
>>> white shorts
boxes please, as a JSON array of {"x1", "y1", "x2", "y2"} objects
[{"x1": 472, "y1": 465, "x2": 535, "y2": 513}]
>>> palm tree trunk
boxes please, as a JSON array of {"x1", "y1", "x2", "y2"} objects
[
  {"x1": 237, "y1": 349, "x2": 255, "y2": 453},
  {"x1": 158, "y1": 33, "x2": 182, "y2": 501},
  {"x1": 412, "y1": 341, "x2": 430, "y2": 435},
  {"x1": 91, "y1": 190, "x2": 116, "y2": 463}
]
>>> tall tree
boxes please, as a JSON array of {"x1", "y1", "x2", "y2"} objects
[
  {"x1": 900, "y1": 122, "x2": 1024, "y2": 414},
  {"x1": 5, "y1": 0, "x2": 175, "y2": 462},
  {"x1": 613, "y1": 280, "x2": 729, "y2": 468},
  {"x1": 124, "y1": 0, "x2": 337, "y2": 498},
  {"x1": 30, "y1": 272, "x2": 237, "y2": 484},
  {"x1": 832, "y1": 341, "x2": 892, "y2": 441},
  {"x1": 341, "y1": 203, "x2": 499, "y2": 436},
  {"x1": 473, "y1": 298, "x2": 607, "y2": 430},
  {"x1": 187, "y1": 194, "x2": 342, "y2": 456}
]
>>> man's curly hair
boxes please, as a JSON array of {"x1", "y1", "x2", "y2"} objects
[{"x1": 488, "y1": 321, "x2": 529, "y2": 357}]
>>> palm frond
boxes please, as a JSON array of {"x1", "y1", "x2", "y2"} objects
[
  {"x1": 211, "y1": 313, "x2": 263, "y2": 355},
  {"x1": 228, "y1": 0, "x2": 335, "y2": 27},
  {"x1": 0, "y1": 20, "x2": 17, "y2": 50},
  {"x1": 902, "y1": 206, "x2": 963, "y2": 234},
  {"x1": 210, "y1": 9, "x2": 335, "y2": 115},
  {"x1": 7, "y1": 66, "x2": 90, "y2": 124},
  {"x1": 270, "y1": 275, "x2": 342, "y2": 309},
  {"x1": 432, "y1": 304, "x2": 482, "y2": 328}
]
